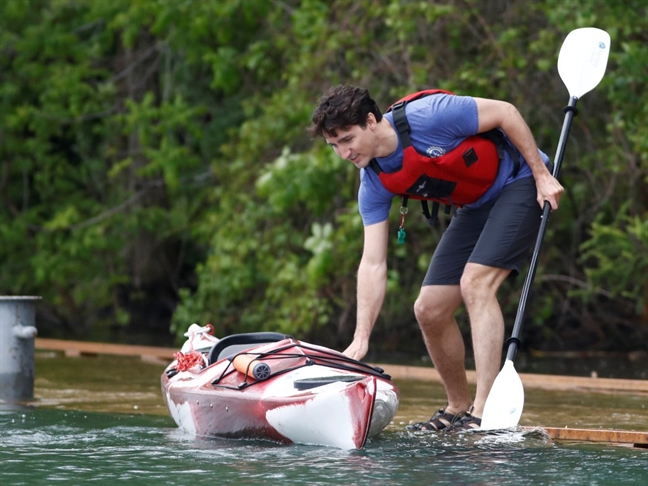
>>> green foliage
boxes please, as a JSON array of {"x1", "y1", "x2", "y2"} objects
[
  {"x1": 1, "y1": 0, "x2": 646, "y2": 352},
  {"x1": 0, "y1": 0, "x2": 278, "y2": 336},
  {"x1": 580, "y1": 209, "x2": 648, "y2": 313}
]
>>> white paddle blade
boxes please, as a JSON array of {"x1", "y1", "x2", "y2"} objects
[
  {"x1": 480, "y1": 360, "x2": 524, "y2": 430},
  {"x1": 558, "y1": 27, "x2": 611, "y2": 99}
]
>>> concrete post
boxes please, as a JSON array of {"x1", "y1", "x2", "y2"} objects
[{"x1": 0, "y1": 296, "x2": 41, "y2": 402}]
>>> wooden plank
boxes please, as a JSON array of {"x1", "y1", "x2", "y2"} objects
[
  {"x1": 34, "y1": 339, "x2": 648, "y2": 394},
  {"x1": 374, "y1": 363, "x2": 648, "y2": 394},
  {"x1": 538, "y1": 427, "x2": 648, "y2": 446},
  {"x1": 36, "y1": 338, "x2": 176, "y2": 360},
  {"x1": 517, "y1": 372, "x2": 648, "y2": 394}
]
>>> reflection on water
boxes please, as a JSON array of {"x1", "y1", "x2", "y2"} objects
[{"x1": 0, "y1": 353, "x2": 644, "y2": 485}]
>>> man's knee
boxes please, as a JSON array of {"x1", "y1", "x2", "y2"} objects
[
  {"x1": 460, "y1": 264, "x2": 510, "y2": 306},
  {"x1": 414, "y1": 286, "x2": 461, "y2": 324},
  {"x1": 414, "y1": 296, "x2": 440, "y2": 322},
  {"x1": 459, "y1": 271, "x2": 480, "y2": 307}
]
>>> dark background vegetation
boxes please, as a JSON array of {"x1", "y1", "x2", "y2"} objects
[{"x1": 1, "y1": 0, "x2": 646, "y2": 361}]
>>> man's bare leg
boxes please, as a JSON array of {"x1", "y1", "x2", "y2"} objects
[
  {"x1": 414, "y1": 285, "x2": 472, "y2": 415},
  {"x1": 460, "y1": 262, "x2": 512, "y2": 418}
]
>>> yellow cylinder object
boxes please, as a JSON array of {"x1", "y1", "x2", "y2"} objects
[{"x1": 232, "y1": 354, "x2": 272, "y2": 381}]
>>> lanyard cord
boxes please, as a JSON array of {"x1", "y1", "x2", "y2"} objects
[{"x1": 398, "y1": 196, "x2": 409, "y2": 244}]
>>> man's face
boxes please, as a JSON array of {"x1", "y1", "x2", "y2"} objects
[{"x1": 324, "y1": 119, "x2": 376, "y2": 169}]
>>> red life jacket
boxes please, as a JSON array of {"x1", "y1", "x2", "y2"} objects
[{"x1": 369, "y1": 89, "x2": 516, "y2": 210}]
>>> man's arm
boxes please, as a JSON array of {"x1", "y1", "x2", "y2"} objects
[
  {"x1": 343, "y1": 219, "x2": 389, "y2": 360},
  {"x1": 474, "y1": 97, "x2": 564, "y2": 210}
]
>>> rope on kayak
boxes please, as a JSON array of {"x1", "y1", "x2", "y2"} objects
[
  {"x1": 210, "y1": 342, "x2": 392, "y2": 390},
  {"x1": 294, "y1": 342, "x2": 392, "y2": 379}
]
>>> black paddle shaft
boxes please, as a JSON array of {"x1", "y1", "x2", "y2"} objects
[{"x1": 505, "y1": 96, "x2": 579, "y2": 362}]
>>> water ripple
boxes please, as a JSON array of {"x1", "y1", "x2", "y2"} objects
[{"x1": 1, "y1": 409, "x2": 646, "y2": 486}]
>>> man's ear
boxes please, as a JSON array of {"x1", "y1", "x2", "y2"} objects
[{"x1": 366, "y1": 112, "x2": 377, "y2": 129}]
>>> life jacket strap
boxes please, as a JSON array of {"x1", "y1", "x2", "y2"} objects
[
  {"x1": 480, "y1": 129, "x2": 521, "y2": 177},
  {"x1": 369, "y1": 158, "x2": 382, "y2": 175},
  {"x1": 421, "y1": 201, "x2": 453, "y2": 227},
  {"x1": 391, "y1": 101, "x2": 412, "y2": 148}
]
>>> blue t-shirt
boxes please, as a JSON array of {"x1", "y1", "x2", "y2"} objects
[{"x1": 358, "y1": 94, "x2": 550, "y2": 226}]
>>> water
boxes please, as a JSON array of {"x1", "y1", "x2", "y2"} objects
[
  {"x1": 2, "y1": 408, "x2": 647, "y2": 485},
  {"x1": 0, "y1": 353, "x2": 646, "y2": 485}
]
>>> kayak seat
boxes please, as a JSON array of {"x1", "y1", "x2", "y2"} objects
[{"x1": 207, "y1": 332, "x2": 291, "y2": 365}]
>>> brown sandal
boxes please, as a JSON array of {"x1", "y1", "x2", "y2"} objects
[{"x1": 406, "y1": 408, "x2": 459, "y2": 431}]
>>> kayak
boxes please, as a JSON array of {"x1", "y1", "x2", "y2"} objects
[{"x1": 161, "y1": 325, "x2": 400, "y2": 449}]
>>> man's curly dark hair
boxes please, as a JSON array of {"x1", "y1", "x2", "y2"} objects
[{"x1": 307, "y1": 85, "x2": 382, "y2": 138}]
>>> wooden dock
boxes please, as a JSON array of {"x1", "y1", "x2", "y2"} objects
[
  {"x1": 35, "y1": 338, "x2": 648, "y2": 447},
  {"x1": 35, "y1": 338, "x2": 648, "y2": 393},
  {"x1": 537, "y1": 427, "x2": 648, "y2": 448},
  {"x1": 378, "y1": 363, "x2": 648, "y2": 394},
  {"x1": 36, "y1": 337, "x2": 176, "y2": 362}
]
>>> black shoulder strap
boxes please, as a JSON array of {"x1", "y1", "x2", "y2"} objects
[
  {"x1": 369, "y1": 158, "x2": 382, "y2": 175},
  {"x1": 391, "y1": 101, "x2": 412, "y2": 148},
  {"x1": 388, "y1": 89, "x2": 454, "y2": 149}
]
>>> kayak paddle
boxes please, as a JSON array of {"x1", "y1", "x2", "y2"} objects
[{"x1": 480, "y1": 27, "x2": 611, "y2": 431}]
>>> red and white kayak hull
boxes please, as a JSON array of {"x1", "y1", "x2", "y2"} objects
[{"x1": 161, "y1": 336, "x2": 399, "y2": 449}]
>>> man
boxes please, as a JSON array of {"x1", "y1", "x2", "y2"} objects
[{"x1": 307, "y1": 85, "x2": 563, "y2": 431}]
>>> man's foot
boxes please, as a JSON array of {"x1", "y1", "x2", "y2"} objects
[
  {"x1": 447, "y1": 406, "x2": 482, "y2": 432},
  {"x1": 406, "y1": 407, "x2": 459, "y2": 432}
]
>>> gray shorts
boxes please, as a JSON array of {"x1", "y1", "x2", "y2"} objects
[{"x1": 422, "y1": 176, "x2": 542, "y2": 286}]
